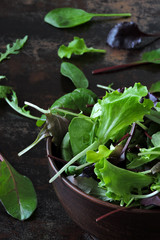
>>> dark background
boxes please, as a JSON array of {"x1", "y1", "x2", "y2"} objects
[{"x1": 0, "y1": 0, "x2": 160, "y2": 239}]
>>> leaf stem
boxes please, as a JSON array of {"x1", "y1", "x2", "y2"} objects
[
  {"x1": 49, "y1": 140, "x2": 99, "y2": 183},
  {"x1": 138, "y1": 151, "x2": 160, "y2": 156},
  {"x1": 92, "y1": 61, "x2": 148, "y2": 74},
  {"x1": 18, "y1": 126, "x2": 49, "y2": 156},
  {"x1": 132, "y1": 190, "x2": 159, "y2": 199},
  {"x1": 24, "y1": 101, "x2": 50, "y2": 114},
  {"x1": 53, "y1": 108, "x2": 81, "y2": 117},
  {"x1": 140, "y1": 169, "x2": 151, "y2": 174},
  {"x1": 75, "y1": 162, "x2": 91, "y2": 171},
  {"x1": 92, "y1": 13, "x2": 131, "y2": 17},
  {"x1": 97, "y1": 84, "x2": 115, "y2": 92},
  {"x1": 136, "y1": 121, "x2": 148, "y2": 131}
]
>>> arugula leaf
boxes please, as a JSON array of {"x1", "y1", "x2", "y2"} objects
[
  {"x1": 0, "y1": 153, "x2": 37, "y2": 220},
  {"x1": 58, "y1": 36, "x2": 106, "y2": 59},
  {"x1": 0, "y1": 85, "x2": 12, "y2": 99},
  {"x1": 127, "y1": 132, "x2": 160, "y2": 169},
  {"x1": 5, "y1": 90, "x2": 40, "y2": 120},
  {"x1": 44, "y1": 7, "x2": 131, "y2": 28},
  {"x1": 60, "y1": 62, "x2": 89, "y2": 88},
  {"x1": 0, "y1": 36, "x2": 28, "y2": 62}
]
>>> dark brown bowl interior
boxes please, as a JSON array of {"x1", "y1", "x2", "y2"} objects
[{"x1": 46, "y1": 137, "x2": 160, "y2": 240}]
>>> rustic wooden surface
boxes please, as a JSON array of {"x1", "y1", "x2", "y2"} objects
[{"x1": 0, "y1": 0, "x2": 160, "y2": 239}]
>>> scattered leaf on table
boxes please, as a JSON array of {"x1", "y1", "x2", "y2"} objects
[
  {"x1": 44, "y1": 7, "x2": 131, "y2": 28},
  {"x1": 107, "y1": 22, "x2": 160, "y2": 49},
  {"x1": 60, "y1": 62, "x2": 89, "y2": 88},
  {"x1": 58, "y1": 36, "x2": 106, "y2": 59},
  {"x1": 0, "y1": 153, "x2": 37, "y2": 220},
  {"x1": 0, "y1": 35, "x2": 28, "y2": 62},
  {"x1": 5, "y1": 90, "x2": 39, "y2": 120},
  {"x1": 92, "y1": 48, "x2": 160, "y2": 74}
]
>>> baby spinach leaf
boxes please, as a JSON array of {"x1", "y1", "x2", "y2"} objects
[
  {"x1": 50, "y1": 88, "x2": 97, "y2": 116},
  {"x1": 60, "y1": 62, "x2": 89, "y2": 88},
  {"x1": 58, "y1": 36, "x2": 106, "y2": 59},
  {"x1": 0, "y1": 36, "x2": 28, "y2": 62},
  {"x1": 5, "y1": 90, "x2": 40, "y2": 120},
  {"x1": 0, "y1": 85, "x2": 12, "y2": 99},
  {"x1": 44, "y1": 7, "x2": 131, "y2": 28},
  {"x1": 93, "y1": 48, "x2": 160, "y2": 74},
  {"x1": 142, "y1": 48, "x2": 160, "y2": 63},
  {"x1": 61, "y1": 132, "x2": 73, "y2": 162},
  {"x1": 69, "y1": 117, "x2": 95, "y2": 159},
  {"x1": 94, "y1": 158, "x2": 153, "y2": 204},
  {"x1": 36, "y1": 88, "x2": 97, "y2": 127},
  {"x1": 0, "y1": 153, "x2": 37, "y2": 220}
]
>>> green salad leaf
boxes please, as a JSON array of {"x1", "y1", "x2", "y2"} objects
[
  {"x1": 0, "y1": 36, "x2": 28, "y2": 62},
  {"x1": 149, "y1": 81, "x2": 160, "y2": 93},
  {"x1": 0, "y1": 153, "x2": 37, "y2": 220},
  {"x1": 50, "y1": 88, "x2": 97, "y2": 116},
  {"x1": 60, "y1": 62, "x2": 89, "y2": 88},
  {"x1": 94, "y1": 158, "x2": 153, "y2": 204},
  {"x1": 50, "y1": 83, "x2": 153, "y2": 183},
  {"x1": 127, "y1": 131, "x2": 160, "y2": 169},
  {"x1": 93, "y1": 83, "x2": 153, "y2": 143},
  {"x1": 5, "y1": 90, "x2": 39, "y2": 120},
  {"x1": 58, "y1": 36, "x2": 106, "y2": 59},
  {"x1": 44, "y1": 7, "x2": 131, "y2": 28},
  {"x1": 69, "y1": 117, "x2": 95, "y2": 157},
  {"x1": 0, "y1": 85, "x2": 12, "y2": 99}
]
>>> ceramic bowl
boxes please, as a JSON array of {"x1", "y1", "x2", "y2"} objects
[{"x1": 46, "y1": 137, "x2": 160, "y2": 240}]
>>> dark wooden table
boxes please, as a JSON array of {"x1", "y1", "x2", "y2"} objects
[{"x1": 0, "y1": 0, "x2": 160, "y2": 239}]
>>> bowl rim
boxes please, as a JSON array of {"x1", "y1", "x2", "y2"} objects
[{"x1": 46, "y1": 137, "x2": 160, "y2": 214}]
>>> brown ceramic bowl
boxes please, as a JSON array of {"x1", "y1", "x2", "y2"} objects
[{"x1": 46, "y1": 137, "x2": 160, "y2": 240}]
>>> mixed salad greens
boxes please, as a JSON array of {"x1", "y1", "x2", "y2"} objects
[
  {"x1": 1, "y1": 6, "x2": 160, "y2": 222},
  {"x1": 17, "y1": 80, "x2": 160, "y2": 209},
  {"x1": 47, "y1": 81, "x2": 160, "y2": 208}
]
